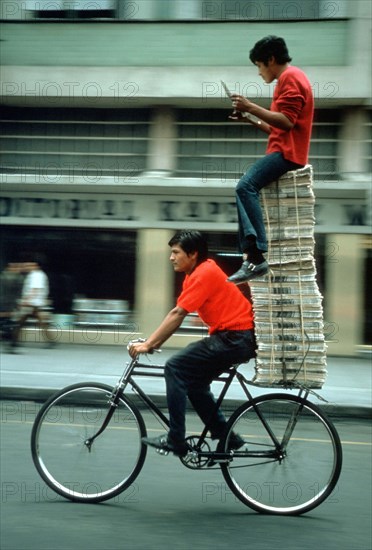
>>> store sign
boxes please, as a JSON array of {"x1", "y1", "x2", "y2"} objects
[
  {"x1": 0, "y1": 193, "x2": 368, "y2": 232},
  {"x1": 0, "y1": 194, "x2": 238, "y2": 227},
  {"x1": 0, "y1": 197, "x2": 137, "y2": 221}
]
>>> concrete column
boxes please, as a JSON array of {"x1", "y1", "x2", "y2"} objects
[
  {"x1": 135, "y1": 229, "x2": 174, "y2": 336},
  {"x1": 147, "y1": 107, "x2": 177, "y2": 173},
  {"x1": 338, "y1": 107, "x2": 369, "y2": 176},
  {"x1": 325, "y1": 234, "x2": 364, "y2": 356}
]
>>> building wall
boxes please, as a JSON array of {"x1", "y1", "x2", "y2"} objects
[
  {"x1": 0, "y1": 12, "x2": 371, "y2": 107},
  {"x1": 0, "y1": 0, "x2": 371, "y2": 355}
]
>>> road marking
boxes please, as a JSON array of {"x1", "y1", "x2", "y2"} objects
[{"x1": 4, "y1": 419, "x2": 371, "y2": 446}]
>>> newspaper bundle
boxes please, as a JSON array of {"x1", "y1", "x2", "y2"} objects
[{"x1": 249, "y1": 165, "x2": 327, "y2": 388}]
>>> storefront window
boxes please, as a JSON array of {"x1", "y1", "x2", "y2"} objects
[{"x1": 0, "y1": 226, "x2": 137, "y2": 324}]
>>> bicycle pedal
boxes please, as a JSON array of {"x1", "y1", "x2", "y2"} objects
[{"x1": 156, "y1": 447, "x2": 169, "y2": 456}]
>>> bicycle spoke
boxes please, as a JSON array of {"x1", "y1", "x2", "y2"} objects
[
  {"x1": 31, "y1": 383, "x2": 147, "y2": 503},
  {"x1": 221, "y1": 394, "x2": 342, "y2": 515}
]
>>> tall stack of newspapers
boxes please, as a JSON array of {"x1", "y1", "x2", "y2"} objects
[{"x1": 249, "y1": 165, "x2": 327, "y2": 389}]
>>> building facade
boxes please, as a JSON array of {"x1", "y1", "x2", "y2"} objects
[{"x1": 1, "y1": 0, "x2": 371, "y2": 355}]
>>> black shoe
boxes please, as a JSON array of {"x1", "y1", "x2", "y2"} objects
[
  {"x1": 227, "y1": 433, "x2": 246, "y2": 450},
  {"x1": 227, "y1": 260, "x2": 268, "y2": 284},
  {"x1": 208, "y1": 432, "x2": 246, "y2": 467},
  {"x1": 141, "y1": 434, "x2": 190, "y2": 457}
]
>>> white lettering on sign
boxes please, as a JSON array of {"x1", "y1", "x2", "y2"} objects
[
  {"x1": 0, "y1": 194, "x2": 368, "y2": 232},
  {"x1": 0, "y1": 198, "x2": 137, "y2": 221},
  {"x1": 158, "y1": 201, "x2": 237, "y2": 223}
]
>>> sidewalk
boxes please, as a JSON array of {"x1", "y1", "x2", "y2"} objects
[{"x1": 0, "y1": 342, "x2": 371, "y2": 418}]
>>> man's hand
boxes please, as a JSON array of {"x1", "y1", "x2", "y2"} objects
[
  {"x1": 231, "y1": 93, "x2": 293, "y2": 132},
  {"x1": 127, "y1": 307, "x2": 187, "y2": 359},
  {"x1": 231, "y1": 94, "x2": 253, "y2": 113},
  {"x1": 128, "y1": 340, "x2": 152, "y2": 358},
  {"x1": 229, "y1": 94, "x2": 258, "y2": 125},
  {"x1": 229, "y1": 93, "x2": 277, "y2": 135},
  {"x1": 228, "y1": 110, "x2": 247, "y2": 122}
]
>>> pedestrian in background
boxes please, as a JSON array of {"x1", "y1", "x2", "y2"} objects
[
  {"x1": 0, "y1": 263, "x2": 24, "y2": 348},
  {"x1": 11, "y1": 260, "x2": 54, "y2": 351}
]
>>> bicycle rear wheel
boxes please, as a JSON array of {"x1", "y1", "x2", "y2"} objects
[
  {"x1": 220, "y1": 394, "x2": 342, "y2": 515},
  {"x1": 31, "y1": 383, "x2": 147, "y2": 503}
]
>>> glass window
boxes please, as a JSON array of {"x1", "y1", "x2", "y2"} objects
[
  {"x1": 0, "y1": 226, "x2": 137, "y2": 320},
  {"x1": 24, "y1": 0, "x2": 115, "y2": 19},
  {"x1": 0, "y1": 107, "x2": 150, "y2": 178},
  {"x1": 310, "y1": 110, "x2": 342, "y2": 182},
  {"x1": 176, "y1": 108, "x2": 266, "y2": 180},
  {"x1": 362, "y1": 109, "x2": 372, "y2": 174},
  {"x1": 175, "y1": 108, "x2": 342, "y2": 182}
]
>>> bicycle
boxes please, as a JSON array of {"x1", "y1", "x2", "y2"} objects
[{"x1": 31, "y1": 346, "x2": 342, "y2": 515}]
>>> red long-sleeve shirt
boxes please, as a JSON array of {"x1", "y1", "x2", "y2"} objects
[
  {"x1": 266, "y1": 65, "x2": 314, "y2": 166},
  {"x1": 177, "y1": 260, "x2": 254, "y2": 334}
]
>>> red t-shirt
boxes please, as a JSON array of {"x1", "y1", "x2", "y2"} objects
[
  {"x1": 177, "y1": 259, "x2": 254, "y2": 334},
  {"x1": 266, "y1": 65, "x2": 314, "y2": 166}
]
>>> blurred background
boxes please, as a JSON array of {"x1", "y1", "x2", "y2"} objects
[{"x1": 0, "y1": 0, "x2": 370, "y2": 356}]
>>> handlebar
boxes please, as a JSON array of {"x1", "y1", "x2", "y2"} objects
[{"x1": 127, "y1": 338, "x2": 162, "y2": 354}]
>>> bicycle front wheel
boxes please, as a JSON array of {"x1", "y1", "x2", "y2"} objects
[
  {"x1": 220, "y1": 394, "x2": 342, "y2": 515},
  {"x1": 31, "y1": 383, "x2": 147, "y2": 503}
]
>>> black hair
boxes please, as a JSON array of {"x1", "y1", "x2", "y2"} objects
[
  {"x1": 249, "y1": 35, "x2": 292, "y2": 66},
  {"x1": 168, "y1": 230, "x2": 208, "y2": 263}
]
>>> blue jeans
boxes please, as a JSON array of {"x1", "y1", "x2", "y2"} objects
[
  {"x1": 236, "y1": 152, "x2": 303, "y2": 253},
  {"x1": 164, "y1": 329, "x2": 256, "y2": 443}
]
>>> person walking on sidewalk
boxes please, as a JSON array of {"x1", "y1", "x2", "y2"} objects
[
  {"x1": 129, "y1": 230, "x2": 256, "y2": 457},
  {"x1": 0, "y1": 262, "x2": 24, "y2": 347},
  {"x1": 12, "y1": 260, "x2": 54, "y2": 351},
  {"x1": 227, "y1": 35, "x2": 314, "y2": 284}
]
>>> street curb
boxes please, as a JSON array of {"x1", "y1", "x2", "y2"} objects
[{"x1": 1, "y1": 386, "x2": 371, "y2": 420}]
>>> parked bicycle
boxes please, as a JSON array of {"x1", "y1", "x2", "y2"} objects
[{"x1": 31, "y1": 345, "x2": 342, "y2": 515}]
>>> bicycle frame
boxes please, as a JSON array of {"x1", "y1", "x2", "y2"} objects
[
  {"x1": 31, "y1": 352, "x2": 341, "y2": 513},
  {"x1": 86, "y1": 356, "x2": 313, "y2": 465}
]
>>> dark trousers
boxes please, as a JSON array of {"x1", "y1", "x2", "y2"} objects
[
  {"x1": 236, "y1": 152, "x2": 303, "y2": 253},
  {"x1": 164, "y1": 329, "x2": 256, "y2": 443},
  {"x1": 12, "y1": 306, "x2": 52, "y2": 347}
]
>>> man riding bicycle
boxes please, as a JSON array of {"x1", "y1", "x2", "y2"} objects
[{"x1": 129, "y1": 230, "x2": 256, "y2": 457}]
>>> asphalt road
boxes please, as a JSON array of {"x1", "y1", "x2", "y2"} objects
[{"x1": 1, "y1": 402, "x2": 371, "y2": 550}]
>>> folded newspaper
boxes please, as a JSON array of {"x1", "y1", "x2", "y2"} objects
[{"x1": 249, "y1": 165, "x2": 327, "y2": 388}]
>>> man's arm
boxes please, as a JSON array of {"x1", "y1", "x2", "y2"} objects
[
  {"x1": 231, "y1": 94, "x2": 294, "y2": 132},
  {"x1": 128, "y1": 306, "x2": 188, "y2": 357},
  {"x1": 229, "y1": 110, "x2": 272, "y2": 134}
]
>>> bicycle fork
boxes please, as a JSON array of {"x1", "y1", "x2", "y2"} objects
[{"x1": 84, "y1": 362, "x2": 135, "y2": 451}]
